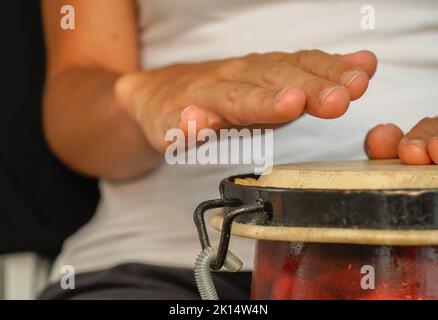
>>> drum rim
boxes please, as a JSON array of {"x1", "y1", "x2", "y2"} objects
[
  {"x1": 221, "y1": 173, "x2": 438, "y2": 193},
  {"x1": 218, "y1": 174, "x2": 438, "y2": 230},
  {"x1": 209, "y1": 210, "x2": 438, "y2": 245}
]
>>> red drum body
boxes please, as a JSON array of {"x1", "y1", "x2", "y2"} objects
[
  {"x1": 197, "y1": 160, "x2": 438, "y2": 300},
  {"x1": 251, "y1": 241, "x2": 438, "y2": 300}
]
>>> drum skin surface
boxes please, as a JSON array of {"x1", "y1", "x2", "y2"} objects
[{"x1": 256, "y1": 159, "x2": 438, "y2": 190}]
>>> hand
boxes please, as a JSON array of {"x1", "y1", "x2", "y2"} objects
[
  {"x1": 115, "y1": 50, "x2": 377, "y2": 153},
  {"x1": 365, "y1": 117, "x2": 438, "y2": 164}
]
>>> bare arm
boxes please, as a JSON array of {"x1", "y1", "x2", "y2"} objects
[
  {"x1": 42, "y1": 0, "x2": 161, "y2": 181},
  {"x1": 43, "y1": 0, "x2": 377, "y2": 181}
]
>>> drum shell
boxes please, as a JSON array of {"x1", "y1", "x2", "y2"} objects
[
  {"x1": 217, "y1": 174, "x2": 438, "y2": 300},
  {"x1": 251, "y1": 241, "x2": 438, "y2": 300}
]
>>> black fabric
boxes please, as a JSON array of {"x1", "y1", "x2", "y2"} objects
[
  {"x1": 0, "y1": 1, "x2": 99, "y2": 258},
  {"x1": 39, "y1": 263, "x2": 252, "y2": 300}
]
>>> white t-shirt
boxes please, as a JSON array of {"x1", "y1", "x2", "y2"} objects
[{"x1": 49, "y1": 0, "x2": 438, "y2": 281}]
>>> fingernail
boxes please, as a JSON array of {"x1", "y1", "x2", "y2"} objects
[
  {"x1": 274, "y1": 87, "x2": 291, "y2": 103},
  {"x1": 340, "y1": 70, "x2": 364, "y2": 86},
  {"x1": 319, "y1": 86, "x2": 342, "y2": 105},
  {"x1": 180, "y1": 105, "x2": 197, "y2": 119},
  {"x1": 400, "y1": 138, "x2": 427, "y2": 150}
]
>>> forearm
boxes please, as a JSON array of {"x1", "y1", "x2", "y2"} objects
[{"x1": 43, "y1": 66, "x2": 161, "y2": 181}]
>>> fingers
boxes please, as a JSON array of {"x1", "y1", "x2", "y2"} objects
[
  {"x1": 220, "y1": 49, "x2": 376, "y2": 119},
  {"x1": 398, "y1": 117, "x2": 438, "y2": 165},
  {"x1": 365, "y1": 124, "x2": 404, "y2": 159},
  {"x1": 227, "y1": 60, "x2": 350, "y2": 119},
  {"x1": 428, "y1": 137, "x2": 438, "y2": 164},
  {"x1": 338, "y1": 50, "x2": 378, "y2": 79},
  {"x1": 284, "y1": 50, "x2": 371, "y2": 100},
  {"x1": 366, "y1": 118, "x2": 438, "y2": 165},
  {"x1": 116, "y1": 50, "x2": 377, "y2": 154},
  {"x1": 198, "y1": 81, "x2": 306, "y2": 125},
  {"x1": 179, "y1": 106, "x2": 209, "y2": 133}
]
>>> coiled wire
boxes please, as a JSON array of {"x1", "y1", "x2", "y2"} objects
[{"x1": 194, "y1": 246, "x2": 243, "y2": 300}]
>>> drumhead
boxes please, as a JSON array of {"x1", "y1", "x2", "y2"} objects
[{"x1": 257, "y1": 159, "x2": 438, "y2": 190}]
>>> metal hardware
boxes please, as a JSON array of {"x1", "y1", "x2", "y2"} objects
[
  {"x1": 193, "y1": 198, "x2": 241, "y2": 250},
  {"x1": 193, "y1": 198, "x2": 269, "y2": 270},
  {"x1": 193, "y1": 197, "x2": 270, "y2": 300}
]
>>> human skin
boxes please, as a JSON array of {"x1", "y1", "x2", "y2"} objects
[
  {"x1": 42, "y1": 0, "x2": 433, "y2": 182},
  {"x1": 366, "y1": 119, "x2": 438, "y2": 164}
]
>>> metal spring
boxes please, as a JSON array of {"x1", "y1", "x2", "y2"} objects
[{"x1": 194, "y1": 246, "x2": 243, "y2": 300}]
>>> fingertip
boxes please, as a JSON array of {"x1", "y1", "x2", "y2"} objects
[
  {"x1": 428, "y1": 137, "x2": 438, "y2": 164},
  {"x1": 365, "y1": 123, "x2": 404, "y2": 159},
  {"x1": 345, "y1": 72, "x2": 369, "y2": 100},
  {"x1": 398, "y1": 139, "x2": 432, "y2": 165},
  {"x1": 340, "y1": 50, "x2": 378, "y2": 78},
  {"x1": 274, "y1": 87, "x2": 306, "y2": 121},
  {"x1": 179, "y1": 106, "x2": 209, "y2": 133},
  {"x1": 358, "y1": 50, "x2": 378, "y2": 78},
  {"x1": 318, "y1": 87, "x2": 350, "y2": 119}
]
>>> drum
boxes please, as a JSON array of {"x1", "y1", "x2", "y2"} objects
[{"x1": 193, "y1": 159, "x2": 438, "y2": 300}]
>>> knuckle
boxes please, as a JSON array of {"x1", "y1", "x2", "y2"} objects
[
  {"x1": 309, "y1": 49, "x2": 325, "y2": 55},
  {"x1": 293, "y1": 49, "x2": 313, "y2": 67},
  {"x1": 185, "y1": 73, "x2": 216, "y2": 92},
  {"x1": 325, "y1": 61, "x2": 348, "y2": 78},
  {"x1": 419, "y1": 116, "x2": 433, "y2": 124},
  {"x1": 218, "y1": 58, "x2": 249, "y2": 75},
  {"x1": 253, "y1": 91, "x2": 270, "y2": 110},
  {"x1": 294, "y1": 49, "x2": 323, "y2": 67},
  {"x1": 225, "y1": 86, "x2": 244, "y2": 123},
  {"x1": 295, "y1": 49, "x2": 310, "y2": 57},
  {"x1": 242, "y1": 90, "x2": 268, "y2": 123},
  {"x1": 331, "y1": 59, "x2": 359, "y2": 78},
  {"x1": 262, "y1": 62, "x2": 291, "y2": 88},
  {"x1": 243, "y1": 52, "x2": 262, "y2": 62},
  {"x1": 306, "y1": 49, "x2": 320, "y2": 56},
  {"x1": 410, "y1": 117, "x2": 436, "y2": 136},
  {"x1": 263, "y1": 51, "x2": 287, "y2": 61},
  {"x1": 417, "y1": 116, "x2": 435, "y2": 128},
  {"x1": 302, "y1": 49, "x2": 321, "y2": 56},
  {"x1": 293, "y1": 49, "x2": 309, "y2": 63},
  {"x1": 301, "y1": 76, "x2": 318, "y2": 92},
  {"x1": 415, "y1": 117, "x2": 434, "y2": 129},
  {"x1": 194, "y1": 73, "x2": 215, "y2": 86},
  {"x1": 224, "y1": 86, "x2": 252, "y2": 125},
  {"x1": 225, "y1": 84, "x2": 240, "y2": 109},
  {"x1": 267, "y1": 62, "x2": 290, "y2": 77}
]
